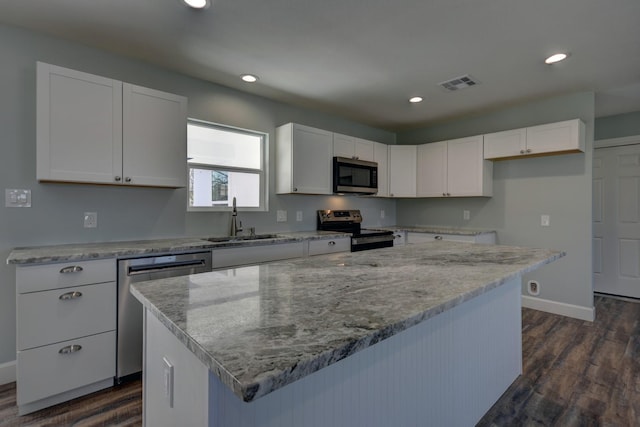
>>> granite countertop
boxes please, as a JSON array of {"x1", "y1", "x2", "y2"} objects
[
  {"x1": 131, "y1": 241, "x2": 563, "y2": 403},
  {"x1": 376, "y1": 225, "x2": 496, "y2": 235},
  {"x1": 6, "y1": 231, "x2": 349, "y2": 265}
]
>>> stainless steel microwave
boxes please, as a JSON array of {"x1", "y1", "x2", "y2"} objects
[{"x1": 333, "y1": 157, "x2": 378, "y2": 194}]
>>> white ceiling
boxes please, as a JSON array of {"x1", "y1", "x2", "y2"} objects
[{"x1": 1, "y1": 0, "x2": 639, "y2": 130}]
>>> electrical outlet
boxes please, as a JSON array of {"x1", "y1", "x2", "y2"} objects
[
  {"x1": 84, "y1": 212, "x2": 98, "y2": 228},
  {"x1": 527, "y1": 280, "x2": 540, "y2": 296},
  {"x1": 541, "y1": 215, "x2": 550, "y2": 227},
  {"x1": 296, "y1": 211, "x2": 303, "y2": 222},
  {"x1": 276, "y1": 210, "x2": 287, "y2": 222},
  {"x1": 463, "y1": 210, "x2": 470, "y2": 221}
]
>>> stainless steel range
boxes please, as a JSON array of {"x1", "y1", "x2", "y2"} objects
[{"x1": 317, "y1": 210, "x2": 394, "y2": 251}]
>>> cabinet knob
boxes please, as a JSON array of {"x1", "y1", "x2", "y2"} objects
[
  {"x1": 125, "y1": 177, "x2": 132, "y2": 183},
  {"x1": 390, "y1": 193, "x2": 394, "y2": 197},
  {"x1": 293, "y1": 187, "x2": 298, "y2": 192},
  {"x1": 434, "y1": 235, "x2": 443, "y2": 240},
  {"x1": 114, "y1": 176, "x2": 122, "y2": 182},
  {"x1": 447, "y1": 193, "x2": 451, "y2": 196},
  {"x1": 59, "y1": 265, "x2": 83, "y2": 274},
  {"x1": 59, "y1": 291, "x2": 83, "y2": 300},
  {"x1": 526, "y1": 148, "x2": 532, "y2": 153},
  {"x1": 59, "y1": 344, "x2": 82, "y2": 355},
  {"x1": 520, "y1": 150, "x2": 525, "y2": 154},
  {"x1": 442, "y1": 193, "x2": 446, "y2": 197},
  {"x1": 328, "y1": 241, "x2": 336, "y2": 246}
]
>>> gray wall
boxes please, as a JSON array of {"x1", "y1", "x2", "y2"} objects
[
  {"x1": 0, "y1": 24, "x2": 396, "y2": 365},
  {"x1": 595, "y1": 111, "x2": 640, "y2": 140},
  {"x1": 396, "y1": 92, "x2": 595, "y2": 312}
]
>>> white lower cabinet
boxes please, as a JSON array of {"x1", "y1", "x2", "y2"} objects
[
  {"x1": 211, "y1": 242, "x2": 304, "y2": 269},
  {"x1": 307, "y1": 237, "x2": 350, "y2": 256},
  {"x1": 17, "y1": 331, "x2": 115, "y2": 405},
  {"x1": 407, "y1": 231, "x2": 496, "y2": 244},
  {"x1": 15, "y1": 258, "x2": 116, "y2": 415}
]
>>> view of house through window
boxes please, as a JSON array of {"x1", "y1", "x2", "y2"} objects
[{"x1": 187, "y1": 120, "x2": 266, "y2": 210}]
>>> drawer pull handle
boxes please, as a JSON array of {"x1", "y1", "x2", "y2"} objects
[
  {"x1": 59, "y1": 291, "x2": 83, "y2": 300},
  {"x1": 434, "y1": 235, "x2": 443, "y2": 240},
  {"x1": 328, "y1": 241, "x2": 336, "y2": 246},
  {"x1": 59, "y1": 344, "x2": 82, "y2": 354},
  {"x1": 59, "y1": 266, "x2": 83, "y2": 274}
]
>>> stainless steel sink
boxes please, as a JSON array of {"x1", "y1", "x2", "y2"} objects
[{"x1": 205, "y1": 234, "x2": 281, "y2": 243}]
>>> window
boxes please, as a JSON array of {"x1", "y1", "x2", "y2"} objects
[{"x1": 187, "y1": 119, "x2": 267, "y2": 211}]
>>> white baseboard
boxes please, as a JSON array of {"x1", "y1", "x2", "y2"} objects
[
  {"x1": 522, "y1": 295, "x2": 595, "y2": 322},
  {"x1": 0, "y1": 360, "x2": 16, "y2": 385}
]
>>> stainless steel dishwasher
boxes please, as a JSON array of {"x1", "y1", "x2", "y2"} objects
[{"x1": 116, "y1": 251, "x2": 212, "y2": 383}]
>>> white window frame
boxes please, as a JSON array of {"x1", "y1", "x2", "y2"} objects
[{"x1": 187, "y1": 118, "x2": 269, "y2": 212}]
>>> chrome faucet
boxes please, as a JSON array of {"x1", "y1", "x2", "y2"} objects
[{"x1": 230, "y1": 197, "x2": 243, "y2": 236}]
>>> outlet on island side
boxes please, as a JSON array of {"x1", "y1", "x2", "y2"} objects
[
  {"x1": 463, "y1": 210, "x2": 470, "y2": 221},
  {"x1": 527, "y1": 280, "x2": 540, "y2": 296}
]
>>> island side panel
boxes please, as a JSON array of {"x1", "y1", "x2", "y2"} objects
[
  {"x1": 143, "y1": 309, "x2": 209, "y2": 427},
  {"x1": 206, "y1": 277, "x2": 522, "y2": 427}
]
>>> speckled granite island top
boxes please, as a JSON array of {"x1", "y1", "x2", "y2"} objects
[{"x1": 130, "y1": 241, "x2": 563, "y2": 403}]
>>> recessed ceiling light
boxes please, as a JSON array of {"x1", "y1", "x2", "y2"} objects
[
  {"x1": 241, "y1": 74, "x2": 259, "y2": 83},
  {"x1": 409, "y1": 96, "x2": 423, "y2": 103},
  {"x1": 545, "y1": 53, "x2": 569, "y2": 64},
  {"x1": 183, "y1": 0, "x2": 209, "y2": 9}
]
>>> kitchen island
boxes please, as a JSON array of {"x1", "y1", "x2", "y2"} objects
[{"x1": 131, "y1": 241, "x2": 563, "y2": 427}]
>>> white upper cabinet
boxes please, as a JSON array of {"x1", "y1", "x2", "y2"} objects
[
  {"x1": 417, "y1": 136, "x2": 492, "y2": 197},
  {"x1": 484, "y1": 119, "x2": 585, "y2": 160},
  {"x1": 276, "y1": 123, "x2": 333, "y2": 194},
  {"x1": 37, "y1": 63, "x2": 123, "y2": 184},
  {"x1": 36, "y1": 62, "x2": 187, "y2": 188},
  {"x1": 373, "y1": 142, "x2": 389, "y2": 197},
  {"x1": 417, "y1": 141, "x2": 447, "y2": 197},
  {"x1": 447, "y1": 136, "x2": 492, "y2": 197},
  {"x1": 388, "y1": 145, "x2": 417, "y2": 197},
  {"x1": 122, "y1": 84, "x2": 187, "y2": 187},
  {"x1": 333, "y1": 134, "x2": 375, "y2": 161}
]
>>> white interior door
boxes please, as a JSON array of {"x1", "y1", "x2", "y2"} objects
[{"x1": 593, "y1": 141, "x2": 640, "y2": 298}]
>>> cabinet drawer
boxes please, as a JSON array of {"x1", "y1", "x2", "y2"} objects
[
  {"x1": 408, "y1": 232, "x2": 476, "y2": 243},
  {"x1": 17, "y1": 281, "x2": 116, "y2": 350},
  {"x1": 212, "y1": 242, "x2": 304, "y2": 269},
  {"x1": 17, "y1": 331, "x2": 116, "y2": 405},
  {"x1": 16, "y1": 258, "x2": 116, "y2": 294},
  {"x1": 308, "y1": 237, "x2": 351, "y2": 256}
]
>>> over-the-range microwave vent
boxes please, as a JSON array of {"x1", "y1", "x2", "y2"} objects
[{"x1": 438, "y1": 74, "x2": 480, "y2": 91}]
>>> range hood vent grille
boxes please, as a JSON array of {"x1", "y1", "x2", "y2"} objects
[{"x1": 439, "y1": 74, "x2": 480, "y2": 91}]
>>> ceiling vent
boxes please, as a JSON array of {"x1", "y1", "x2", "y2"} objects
[{"x1": 438, "y1": 75, "x2": 480, "y2": 91}]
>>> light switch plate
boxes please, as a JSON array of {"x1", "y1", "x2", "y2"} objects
[
  {"x1": 296, "y1": 211, "x2": 303, "y2": 222},
  {"x1": 463, "y1": 210, "x2": 470, "y2": 221},
  {"x1": 5, "y1": 189, "x2": 31, "y2": 207}
]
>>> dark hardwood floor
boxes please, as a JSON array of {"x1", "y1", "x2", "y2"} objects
[
  {"x1": 479, "y1": 295, "x2": 640, "y2": 426},
  {"x1": 1, "y1": 295, "x2": 638, "y2": 426}
]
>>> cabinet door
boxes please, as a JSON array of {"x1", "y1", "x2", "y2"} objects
[
  {"x1": 417, "y1": 142, "x2": 447, "y2": 197},
  {"x1": 354, "y1": 138, "x2": 375, "y2": 162},
  {"x1": 122, "y1": 84, "x2": 187, "y2": 188},
  {"x1": 373, "y1": 142, "x2": 389, "y2": 197},
  {"x1": 291, "y1": 124, "x2": 333, "y2": 194},
  {"x1": 526, "y1": 119, "x2": 585, "y2": 156},
  {"x1": 388, "y1": 146, "x2": 417, "y2": 197},
  {"x1": 447, "y1": 135, "x2": 492, "y2": 197},
  {"x1": 333, "y1": 133, "x2": 356, "y2": 158},
  {"x1": 37, "y1": 62, "x2": 123, "y2": 184},
  {"x1": 483, "y1": 128, "x2": 526, "y2": 159}
]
